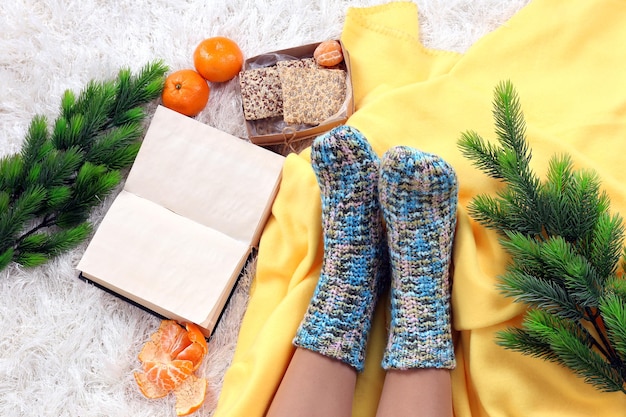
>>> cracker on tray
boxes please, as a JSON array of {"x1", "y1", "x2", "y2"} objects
[
  {"x1": 276, "y1": 58, "x2": 318, "y2": 70},
  {"x1": 279, "y1": 67, "x2": 347, "y2": 125},
  {"x1": 239, "y1": 66, "x2": 283, "y2": 121}
]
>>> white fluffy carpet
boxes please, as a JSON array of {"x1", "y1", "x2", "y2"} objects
[{"x1": 0, "y1": 1, "x2": 528, "y2": 415}]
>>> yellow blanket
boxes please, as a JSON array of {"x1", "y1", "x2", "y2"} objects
[{"x1": 215, "y1": 1, "x2": 626, "y2": 415}]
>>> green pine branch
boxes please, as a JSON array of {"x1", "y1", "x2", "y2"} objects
[
  {"x1": 458, "y1": 80, "x2": 626, "y2": 394},
  {"x1": 0, "y1": 60, "x2": 168, "y2": 271}
]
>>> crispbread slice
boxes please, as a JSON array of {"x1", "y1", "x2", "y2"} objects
[
  {"x1": 279, "y1": 67, "x2": 346, "y2": 125},
  {"x1": 239, "y1": 66, "x2": 283, "y2": 120},
  {"x1": 276, "y1": 58, "x2": 318, "y2": 70}
]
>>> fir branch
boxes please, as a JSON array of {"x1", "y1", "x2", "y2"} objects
[
  {"x1": 0, "y1": 60, "x2": 168, "y2": 271},
  {"x1": 0, "y1": 248, "x2": 14, "y2": 271},
  {"x1": 600, "y1": 294, "x2": 626, "y2": 363},
  {"x1": 499, "y1": 268, "x2": 583, "y2": 320},
  {"x1": 460, "y1": 81, "x2": 543, "y2": 237},
  {"x1": 465, "y1": 193, "x2": 513, "y2": 231},
  {"x1": 55, "y1": 163, "x2": 122, "y2": 228},
  {"x1": 0, "y1": 185, "x2": 48, "y2": 251},
  {"x1": 458, "y1": 80, "x2": 626, "y2": 393},
  {"x1": 86, "y1": 121, "x2": 144, "y2": 169},
  {"x1": 0, "y1": 154, "x2": 26, "y2": 197},
  {"x1": 458, "y1": 130, "x2": 504, "y2": 179},
  {"x1": 586, "y1": 212, "x2": 625, "y2": 279},
  {"x1": 492, "y1": 80, "x2": 529, "y2": 160},
  {"x1": 21, "y1": 115, "x2": 52, "y2": 167},
  {"x1": 523, "y1": 309, "x2": 595, "y2": 351},
  {"x1": 520, "y1": 309, "x2": 624, "y2": 392},
  {"x1": 17, "y1": 222, "x2": 92, "y2": 260},
  {"x1": 551, "y1": 326, "x2": 625, "y2": 393},
  {"x1": 496, "y1": 327, "x2": 561, "y2": 363}
]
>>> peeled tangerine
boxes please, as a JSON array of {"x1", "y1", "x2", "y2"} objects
[
  {"x1": 314, "y1": 40, "x2": 344, "y2": 67},
  {"x1": 134, "y1": 320, "x2": 209, "y2": 416}
]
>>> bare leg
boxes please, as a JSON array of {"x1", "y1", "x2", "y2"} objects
[
  {"x1": 376, "y1": 369, "x2": 452, "y2": 417},
  {"x1": 266, "y1": 348, "x2": 357, "y2": 417}
]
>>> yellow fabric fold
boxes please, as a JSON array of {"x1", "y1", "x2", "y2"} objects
[
  {"x1": 341, "y1": 2, "x2": 461, "y2": 107},
  {"x1": 214, "y1": 1, "x2": 626, "y2": 416}
]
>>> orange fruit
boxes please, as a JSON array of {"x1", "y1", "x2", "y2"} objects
[
  {"x1": 193, "y1": 36, "x2": 244, "y2": 83},
  {"x1": 135, "y1": 320, "x2": 210, "y2": 410},
  {"x1": 162, "y1": 69, "x2": 210, "y2": 117},
  {"x1": 174, "y1": 374, "x2": 208, "y2": 416},
  {"x1": 314, "y1": 40, "x2": 344, "y2": 67}
]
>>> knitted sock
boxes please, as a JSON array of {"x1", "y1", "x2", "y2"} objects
[
  {"x1": 379, "y1": 146, "x2": 458, "y2": 370},
  {"x1": 293, "y1": 125, "x2": 387, "y2": 372}
]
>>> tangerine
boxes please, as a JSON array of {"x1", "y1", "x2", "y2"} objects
[
  {"x1": 193, "y1": 36, "x2": 244, "y2": 83},
  {"x1": 134, "y1": 320, "x2": 209, "y2": 411},
  {"x1": 162, "y1": 69, "x2": 210, "y2": 117},
  {"x1": 314, "y1": 40, "x2": 344, "y2": 67}
]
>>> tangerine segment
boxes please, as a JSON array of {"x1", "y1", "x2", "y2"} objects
[
  {"x1": 138, "y1": 338, "x2": 160, "y2": 364},
  {"x1": 158, "y1": 320, "x2": 193, "y2": 358},
  {"x1": 193, "y1": 36, "x2": 244, "y2": 83},
  {"x1": 184, "y1": 322, "x2": 208, "y2": 355},
  {"x1": 134, "y1": 371, "x2": 169, "y2": 399},
  {"x1": 178, "y1": 322, "x2": 208, "y2": 370},
  {"x1": 139, "y1": 320, "x2": 194, "y2": 363},
  {"x1": 144, "y1": 359, "x2": 194, "y2": 391},
  {"x1": 174, "y1": 374, "x2": 208, "y2": 416},
  {"x1": 314, "y1": 40, "x2": 344, "y2": 67},
  {"x1": 177, "y1": 343, "x2": 207, "y2": 371}
]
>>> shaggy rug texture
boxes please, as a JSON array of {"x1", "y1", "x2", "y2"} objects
[{"x1": 0, "y1": 0, "x2": 528, "y2": 415}]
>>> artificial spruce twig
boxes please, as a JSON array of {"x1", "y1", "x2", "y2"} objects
[
  {"x1": 0, "y1": 60, "x2": 168, "y2": 271},
  {"x1": 458, "y1": 80, "x2": 626, "y2": 393}
]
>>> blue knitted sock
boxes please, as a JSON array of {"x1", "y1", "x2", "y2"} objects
[
  {"x1": 293, "y1": 125, "x2": 387, "y2": 372},
  {"x1": 379, "y1": 146, "x2": 458, "y2": 370}
]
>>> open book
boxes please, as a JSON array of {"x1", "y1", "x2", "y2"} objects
[{"x1": 77, "y1": 105, "x2": 285, "y2": 337}]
